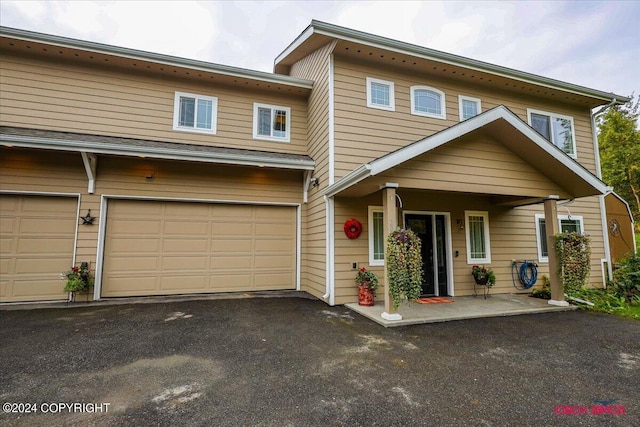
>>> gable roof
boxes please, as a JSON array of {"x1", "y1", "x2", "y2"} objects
[
  {"x1": 323, "y1": 105, "x2": 610, "y2": 201},
  {"x1": 276, "y1": 20, "x2": 628, "y2": 106}
]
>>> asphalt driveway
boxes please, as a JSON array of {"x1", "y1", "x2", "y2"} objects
[{"x1": 1, "y1": 296, "x2": 639, "y2": 426}]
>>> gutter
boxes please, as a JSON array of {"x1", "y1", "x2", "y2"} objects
[{"x1": 591, "y1": 98, "x2": 618, "y2": 283}]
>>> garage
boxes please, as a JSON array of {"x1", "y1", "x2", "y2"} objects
[
  {"x1": 0, "y1": 194, "x2": 77, "y2": 303},
  {"x1": 101, "y1": 199, "x2": 297, "y2": 297}
]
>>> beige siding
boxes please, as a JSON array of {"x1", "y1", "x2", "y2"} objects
[
  {"x1": 332, "y1": 55, "x2": 598, "y2": 181},
  {"x1": 288, "y1": 41, "x2": 336, "y2": 299},
  {"x1": 0, "y1": 51, "x2": 308, "y2": 155}
]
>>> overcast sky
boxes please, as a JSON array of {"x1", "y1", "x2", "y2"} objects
[{"x1": 1, "y1": 0, "x2": 638, "y2": 106}]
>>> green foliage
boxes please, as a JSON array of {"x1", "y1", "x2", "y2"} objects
[
  {"x1": 386, "y1": 228, "x2": 423, "y2": 309},
  {"x1": 355, "y1": 267, "x2": 379, "y2": 297},
  {"x1": 567, "y1": 287, "x2": 640, "y2": 320},
  {"x1": 610, "y1": 253, "x2": 640, "y2": 303},
  {"x1": 532, "y1": 275, "x2": 551, "y2": 299},
  {"x1": 554, "y1": 232, "x2": 591, "y2": 292},
  {"x1": 471, "y1": 265, "x2": 495, "y2": 287},
  {"x1": 62, "y1": 264, "x2": 93, "y2": 293},
  {"x1": 597, "y1": 95, "x2": 640, "y2": 229}
]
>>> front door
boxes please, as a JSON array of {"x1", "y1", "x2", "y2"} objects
[{"x1": 405, "y1": 213, "x2": 449, "y2": 296}]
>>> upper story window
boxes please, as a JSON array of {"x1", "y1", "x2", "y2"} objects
[
  {"x1": 534, "y1": 214, "x2": 584, "y2": 262},
  {"x1": 465, "y1": 210, "x2": 491, "y2": 264},
  {"x1": 366, "y1": 77, "x2": 395, "y2": 111},
  {"x1": 253, "y1": 103, "x2": 291, "y2": 142},
  {"x1": 173, "y1": 92, "x2": 218, "y2": 134},
  {"x1": 458, "y1": 95, "x2": 481, "y2": 121},
  {"x1": 411, "y1": 86, "x2": 446, "y2": 119},
  {"x1": 527, "y1": 108, "x2": 577, "y2": 158}
]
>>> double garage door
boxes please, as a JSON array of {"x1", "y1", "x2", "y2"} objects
[
  {"x1": 1, "y1": 194, "x2": 77, "y2": 303},
  {"x1": 101, "y1": 199, "x2": 297, "y2": 297}
]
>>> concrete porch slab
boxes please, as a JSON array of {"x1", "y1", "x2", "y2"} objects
[{"x1": 345, "y1": 294, "x2": 576, "y2": 327}]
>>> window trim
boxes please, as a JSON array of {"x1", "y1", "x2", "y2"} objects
[
  {"x1": 534, "y1": 214, "x2": 584, "y2": 262},
  {"x1": 458, "y1": 95, "x2": 481, "y2": 121},
  {"x1": 368, "y1": 206, "x2": 385, "y2": 266},
  {"x1": 366, "y1": 77, "x2": 395, "y2": 111},
  {"x1": 252, "y1": 102, "x2": 291, "y2": 143},
  {"x1": 526, "y1": 108, "x2": 577, "y2": 158},
  {"x1": 465, "y1": 210, "x2": 491, "y2": 264},
  {"x1": 410, "y1": 85, "x2": 446, "y2": 119},
  {"x1": 173, "y1": 91, "x2": 218, "y2": 134}
]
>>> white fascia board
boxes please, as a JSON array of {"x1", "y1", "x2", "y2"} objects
[
  {"x1": 309, "y1": 21, "x2": 628, "y2": 104},
  {"x1": 274, "y1": 24, "x2": 315, "y2": 68},
  {"x1": 0, "y1": 134, "x2": 315, "y2": 171},
  {"x1": 1, "y1": 26, "x2": 313, "y2": 90},
  {"x1": 322, "y1": 164, "x2": 372, "y2": 197}
]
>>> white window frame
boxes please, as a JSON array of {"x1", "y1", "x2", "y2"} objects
[
  {"x1": 534, "y1": 214, "x2": 584, "y2": 262},
  {"x1": 410, "y1": 85, "x2": 446, "y2": 119},
  {"x1": 368, "y1": 206, "x2": 385, "y2": 266},
  {"x1": 253, "y1": 103, "x2": 291, "y2": 143},
  {"x1": 173, "y1": 91, "x2": 218, "y2": 134},
  {"x1": 458, "y1": 95, "x2": 481, "y2": 121},
  {"x1": 526, "y1": 108, "x2": 577, "y2": 158},
  {"x1": 465, "y1": 210, "x2": 491, "y2": 264},
  {"x1": 366, "y1": 77, "x2": 395, "y2": 111}
]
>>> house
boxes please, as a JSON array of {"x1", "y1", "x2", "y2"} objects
[{"x1": 0, "y1": 21, "x2": 629, "y2": 315}]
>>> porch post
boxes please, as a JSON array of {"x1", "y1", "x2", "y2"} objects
[
  {"x1": 381, "y1": 183, "x2": 402, "y2": 321},
  {"x1": 544, "y1": 197, "x2": 569, "y2": 307}
]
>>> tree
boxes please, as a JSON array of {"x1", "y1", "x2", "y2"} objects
[{"x1": 598, "y1": 95, "x2": 640, "y2": 231}]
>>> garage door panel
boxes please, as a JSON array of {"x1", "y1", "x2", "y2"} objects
[
  {"x1": 1, "y1": 195, "x2": 76, "y2": 303},
  {"x1": 161, "y1": 256, "x2": 208, "y2": 270},
  {"x1": 109, "y1": 220, "x2": 162, "y2": 235},
  {"x1": 108, "y1": 238, "x2": 161, "y2": 253},
  {"x1": 108, "y1": 256, "x2": 159, "y2": 271},
  {"x1": 102, "y1": 200, "x2": 296, "y2": 297},
  {"x1": 210, "y1": 255, "x2": 253, "y2": 269},
  {"x1": 105, "y1": 277, "x2": 157, "y2": 295}
]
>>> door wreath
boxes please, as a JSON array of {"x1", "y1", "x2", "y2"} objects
[{"x1": 343, "y1": 218, "x2": 362, "y2": 239}]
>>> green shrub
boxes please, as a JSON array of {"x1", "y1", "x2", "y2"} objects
[{"x1": 611, "y1": 253, "x2": 640, "y2": 303}]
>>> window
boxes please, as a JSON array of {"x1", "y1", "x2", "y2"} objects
[
  {"x1": 366, "y1": 77, "x2": 395, "y2": 111},
  {"x1": 411, "y1": 86, "x2": 446, "y2": 119},
  {"x1": 465, "y1": 211, "x2": 491, "y2": 264},
  {"x1": 253, "y1": 103, "x2": 291, "y2": 142},
  {"x1": 368, "y1": 206, "x2": 385, "y2": 266},
  {"x1": 173, "y1": 92, "x2": 217, "y2": 134},
  {"x1": 535, "y1": 214, "x2": 584, "y2": 262},
  {"x1": 458, "y1": 95, "x2": 481, "y2": 121},
  {"x1": 527, "y1": 109, "x2": 577, "y2": 157}
]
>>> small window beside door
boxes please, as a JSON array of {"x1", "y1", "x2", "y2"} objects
[
  {"x1": 368, "y1": 206, "x2": 385, "y2": 266},
  {"x1": 465, "y1": 211, "x2": 491, "y2": 264}
]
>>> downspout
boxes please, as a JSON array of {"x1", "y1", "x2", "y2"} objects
[{"x1": 591, "y1": 98, "x2": 617, "y2": 283}]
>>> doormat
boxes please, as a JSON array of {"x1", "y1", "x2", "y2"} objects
[{"x1": 416, "y1": 297, "x2": 454, "y2": 304}]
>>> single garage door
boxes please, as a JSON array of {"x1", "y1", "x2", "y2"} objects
[
  {"x1": 0, "y1": 194, "x2": 77, "y2": 303},
  {"x1": 102, "y1": 199, "x2": 297, "y2": 297}
]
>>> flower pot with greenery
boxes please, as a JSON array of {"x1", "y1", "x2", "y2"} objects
[
  {"x1": 62, "y1": 263, "x2": 94, "y2": 301},
  {"x1": 471, "y1": 265, "x2": 495, "y2": 287},
  {"x1": 355, "y1": 267, "x2": 378, "y2": 306}
]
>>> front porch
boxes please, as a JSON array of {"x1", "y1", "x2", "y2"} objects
[{"x1": 346, "y1": 293, "x2": 576, "y2": 327}]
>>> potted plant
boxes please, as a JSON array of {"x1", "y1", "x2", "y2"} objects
[
  {"x1": 61, "y1": 263, "x2": 94, "y2": 301},
  {"x1": 355, "y1": 267, "x2": 379, "y2": 306},
  {"x1": 471, "y1": 265, "x2": 495, "y2": 287}
]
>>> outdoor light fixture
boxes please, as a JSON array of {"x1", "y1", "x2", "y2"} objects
[
  {"x1": 310, "y1": 177, "x2": 320, "y2": 187},
  {"x1": 80, "y1": 209, "x2": 95, "y2": 225}
]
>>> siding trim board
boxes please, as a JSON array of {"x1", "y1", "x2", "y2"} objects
[{"x1": 324, "y1": 106, "x2": 609, "y2": 201}]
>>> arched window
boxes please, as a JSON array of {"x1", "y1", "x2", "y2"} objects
[{"x1": 410, "y1": 86, "x2": 446, "y2": 119}]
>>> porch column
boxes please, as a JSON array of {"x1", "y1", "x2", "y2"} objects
[
  {"x1": 381, "y1": 183, "x2": 402, "y2": 321},
  {"x1": 544, "y1": 197, "x2": 569, "y2": 307}
]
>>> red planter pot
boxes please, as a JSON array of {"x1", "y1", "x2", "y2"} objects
[{"x1": 358, "y1": 283, "x2": 375, "y2": 306}]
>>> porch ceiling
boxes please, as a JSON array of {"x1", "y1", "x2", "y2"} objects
[{"x1": 324, "y1": 106, "x2": 609, "y2": 206}]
